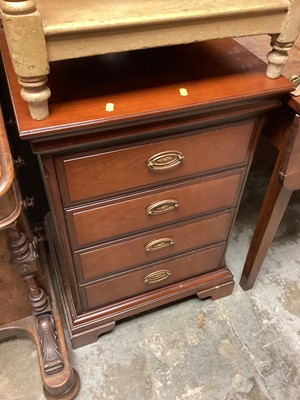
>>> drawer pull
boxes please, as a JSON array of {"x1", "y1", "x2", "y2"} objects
[
  {"x1": 146, "y1": 199, "x2": 179, "y2": 215},
  {"x1": 145, "y1": 237, "x2": 175, "y2": 252},
  {"x1": 144, "y1": 269, "x2": 172, "y2": 284},
  {"x1": 147, "y1": 151, "x2": 184, "y2": 171}
]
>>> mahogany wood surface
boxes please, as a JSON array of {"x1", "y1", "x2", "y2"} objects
[
  {"x1": 83, "y1": 243, "x2": 225, "y2": 310},
  {"x1": 71, "y1": 268, "x2": 235, "y2": 349},
  {"x1": 67, "y1": 170, "x2": 244, "y2": 248},
  {"x1": 0, "y1": 35, "x2": 293, "y2": 139},
  {"x1": 282, "y1": 96, "x2": 300, "y2": 191},
  {"x1": 1, "y1": 35, "x2": 295, "y2": 347},
  {"x1": 76, "y1": 211, "x2": 233, "y2": 283},
  {"x1": 31, "y1": 103, "x2": 282, "y2": 154},
  {"x1": 0, "y1": 0, "x2": 296, "y2": 120},
  {"x1": 57, "y1": 121, "x2": 254, "y2": 205}
]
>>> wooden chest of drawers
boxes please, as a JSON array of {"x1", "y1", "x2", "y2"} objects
[{"x1": 0, "y1": 35, "x2": 293, "y2": 348}]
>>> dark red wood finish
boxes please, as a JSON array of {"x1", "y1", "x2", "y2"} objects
[
  {"x1": 57, "y1": 122, "x2": 254, "y2": 205},
  {"x1": 0, "y1": 34, "x2": 294, "y2": 347},
  {"x1": 75, "y1": 210, "x2": 233, "y2": 282},
  {"x1": 83, "y1": 244, "x2": 225, "y2": 310},
  {"x1": 66, "y1": 170, "x2": 244, "y2": 248},
  {"x1": 0, "y1": 33, "x2": 292, "y2": 141}
]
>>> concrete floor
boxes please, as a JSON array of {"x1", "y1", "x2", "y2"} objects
[{"x1": 0, "y1": 37, "x2": 300, "y2": 400}]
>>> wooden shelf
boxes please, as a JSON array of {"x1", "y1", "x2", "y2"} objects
[
  {"x1": 1, "y1": 0, "x2": 299, "y2": 120},
  {"x1": 35, "y1": 0, "x2": 289, "y2": 61},
  {"x1": 37, "y1": 0, "x2": 288, "y2": 37}
]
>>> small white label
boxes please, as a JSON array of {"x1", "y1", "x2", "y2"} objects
[
  {"x1": 291, "y1": 84, "x2": 300, "y2": 97},
  {"x1": 105, "y1": 103, "x2": 115, "y2": 112},
  {"x1": 179, "y1": 88, "x2": 188, "y2": 97}
]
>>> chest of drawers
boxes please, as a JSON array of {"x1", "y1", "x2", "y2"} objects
[{"x1": 0, "y1": 36, "x2": 293, "y2": 348}]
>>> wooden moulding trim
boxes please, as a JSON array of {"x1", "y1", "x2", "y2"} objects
[
  {"x1": 69, "y1": 268, "x2": 233, "y2": 334},
  {"x1": 0, "y1": 32, "x2": 293, "y2": 135},
  {"x1": 21, "y1": 95, "x2": 290, "y2": 141},
  {"x1": 42, "y1": 170, "x2": 83, "y2": 316},
  {"x1": 30, "y1": 99, "x2": 284, "y2": 154},
  {"x1": 64, "y1": 169, "x2": 246, "y2": 250},
  {"x1": 12, "y1": 83, "x2": 292, "y2": 141}
]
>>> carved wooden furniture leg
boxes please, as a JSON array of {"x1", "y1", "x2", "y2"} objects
[
  {"x1": 1, "y1": 103, "x2": 78, "y2": 396},
  {"x1": 266, "y1": 0, "x2": 300, "y2": 78},
  {"x1": 0, "y1": 0, "x2": 50, "y2": 120},
  {"x1": 7, "y1": 225, "x2": 49, "y2": 312},
  {"x1": 4, "y1": 222, "x2": 80, "y2": 399}
]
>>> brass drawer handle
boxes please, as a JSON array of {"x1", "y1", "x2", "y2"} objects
[
  {"x1": 145, "y1": 237, "x2": 175, "y2": 252},
  {"x1": 144, "y1": 269, "x2": 171, "y2": 284},
  {"x1": 146, "y1": 199, "x2": 179, "y2": 216},
  {"x1": 147, "y1": 151, "x2": 184, "y2": 171}
]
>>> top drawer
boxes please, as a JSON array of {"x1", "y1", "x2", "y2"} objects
[{"x1": 56, "y1": 121, "x2": 255, "y2": 205}]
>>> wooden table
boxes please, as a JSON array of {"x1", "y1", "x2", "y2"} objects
[
  {"x1": 0, "y1": 36, "x2": 294, "y2": 348},
  {"x1": 0, "y1": 0, "x2": 299, "y2": 120},
  {"x1": 240, "y1": 94, "x2": 300, "y2": 290},
  {"x1": 0, "y1": 103, "x2": 80, "y2": 399}
]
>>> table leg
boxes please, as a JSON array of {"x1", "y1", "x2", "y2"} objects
[
  {"x1": 266, "y1": 0, "x2": 300, "y2": 78},
  {"x1": 240, "y1": 161, "x2": 293, "y2": 290},
  {"x1": 0, "y1": 0, "x2": 50, "y2": 120},
  {"x1": 266, "y1": 35, "x2": 291, "y2": 79}
]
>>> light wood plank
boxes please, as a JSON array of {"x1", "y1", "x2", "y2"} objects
[{"x1": 36, "y1": 0, "x2": 289, "y2": 35}]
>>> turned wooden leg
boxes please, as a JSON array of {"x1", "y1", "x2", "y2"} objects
[
  {"x1": 266, "y1": 0, "x2": 300, "y2": 79},
  {"x1": 19, "y1": 76, "x2": 51, "y2": 121},
  {"x1": 240, "y1": 173, "x2": 292, "y2": 291},
  {"x1": 0, "y1": 0, "x2": 51, "y2": 120},
  {"x1": 266, "y1": 35, "x2": 292, "y2": 78},
  {"x1": 7, "y1": 225, "x2": 60, "y2": 369}
]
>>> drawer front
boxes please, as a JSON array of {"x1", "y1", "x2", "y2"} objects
[
  {"x1": 75, "y1": 210, "x2": 233, "y2": 282},
  {"x1": 66, "y1": 170, "x2": 244, "y2": 248},
  {"x1": 57, "y1": 121, "x2": 254, "y2": 205},
  {"x1": 83, "y1": 243, "x2": 225, "y2": 310}
]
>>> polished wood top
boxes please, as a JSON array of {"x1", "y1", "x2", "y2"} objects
[{"x1": 0, "y1": 34, "x2": 293, "y2": 140}]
